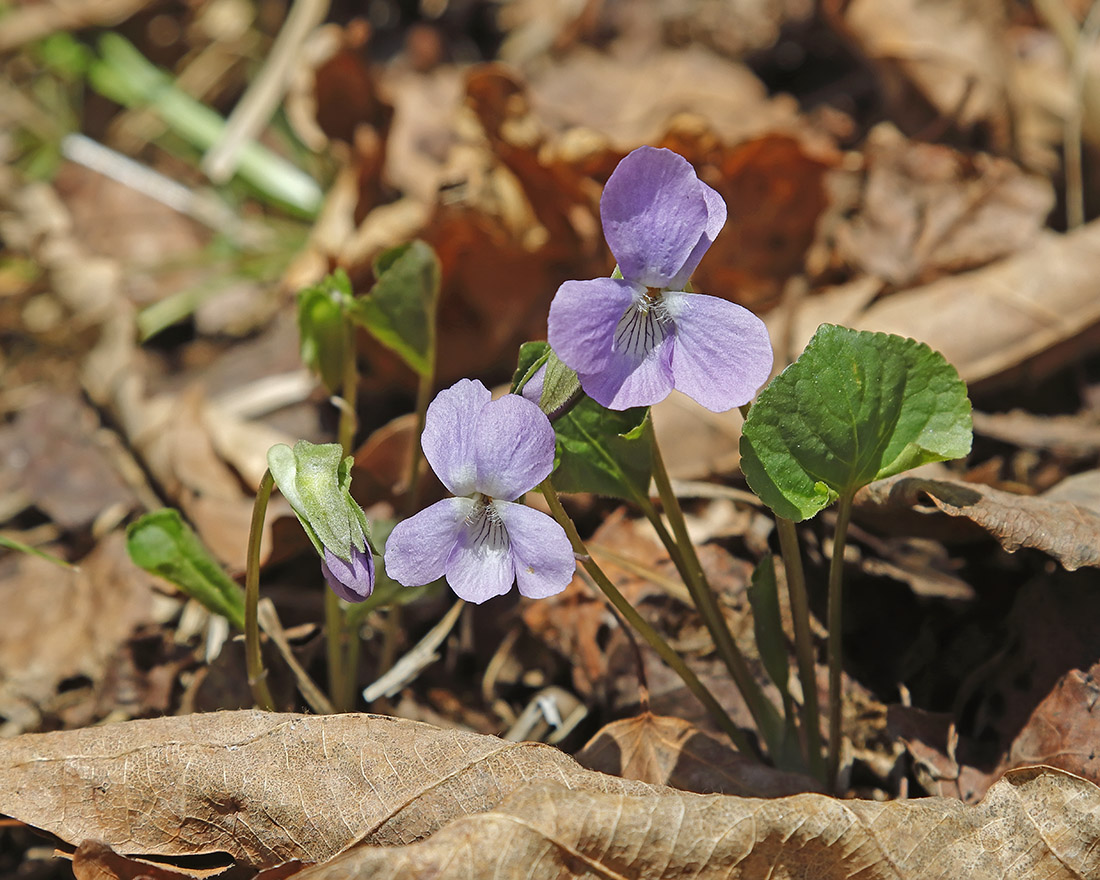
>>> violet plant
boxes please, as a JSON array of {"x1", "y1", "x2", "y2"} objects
[{"x1": 162, "y1": 143, "x2": 972, "y2": 789}]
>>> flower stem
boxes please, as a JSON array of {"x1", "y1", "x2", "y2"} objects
[
  {"x1": 539, "y1": 479, "x2": 754, "y2": 754},
  {"x1": 245, "y1": 469, "x2": 277, "y2": 712},
  {"x1": 648, "y1": 428, "x2": 782, "y2": 755},
  {"x1": 403, "y1": 366, "x2": 433, "y2": 518},
  {"x1": 775, "y1": 516, "x2": 824, "y2": 780},
  {"x1": 326, "y1": 323, "x2": 359, "y2": 712},
  {"x1": 825, "y1": 489, "x2": 856, "y2": 791}
]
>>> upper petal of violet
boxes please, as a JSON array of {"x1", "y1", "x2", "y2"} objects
[
  {"x1": 600, "y1": 146, "x2": 710, "y2": 288},
  {"x1": 421, "y1": 378, "x2": 492, "y2": 497},
  {"x1": 668, "y1": 179, "x2": 726, "y2": 290},
  {"x1": 663, "y1": 290, "x2": 774, "y2": 413},
  {"x1": 322, "y1": 545, "x2": 375, "y2": 603},
  {"x1": 472, "y1": 393, "x2": 556, "y2": 501}
]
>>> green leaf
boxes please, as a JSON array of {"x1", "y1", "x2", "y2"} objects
[
  {"x1": 126, "y1": 510, "x2": 246, "y2": 630},
  {"x1": 297, "y1": 269, "x2": 353, "y2": 393},
  {"x1": 346, "y1": 241, "x2": 440, "y2": 376},
  {"x1": 0, "y1": 535, "x2": 75, "y2": 570},
  {"x1": 267, "y1": 441, "x2": 372, "y2": 563},
  {"x1": 554, "y1": 401, "x2": 653, "y2": 500},
  {"x1": 748, "y1": 554, "x2": 788, "y2": 701},
  {"x1": 512, "y1": 342, "x2": 654, "y2": 500},
  {"x1": 740, "y1": 324, "x2": 972, "y2": 521}
]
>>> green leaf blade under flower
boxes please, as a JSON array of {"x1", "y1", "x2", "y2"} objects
[
  {"x1": 126, "y1": 509, "x2": 246, "y2": 630},
  {"x1": 740, "y1": 324, "x2": 972, "y2": 521}
]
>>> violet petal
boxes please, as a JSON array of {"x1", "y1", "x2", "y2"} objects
[
  {"x1": 577, "y1": 300, "x2": 676, "y2": 409},
  {"x1": 420, "y1": 379, "x2": 491, "y2": 497},
  {"x1": 519, "y1": 363, "x2": 546, "y2": 406},
  {"x1": 547, "y1": 277, "x2": 639, "y2": 377},
  {"x1": 444, "y1": 503, "x2": 515, "y2": 603},
  {"x1": 322, "y1": 545, "x2": 375, "y2": 603},
  {"x1": 471, "y1": 394, "x2": 555, "y2": 501},
  {"x1": 600, "y1": 146, "x2": 709, "y2": 288},
  {"x1": 495, "y1": 501, "x2": 575, "y2": 599},
  {"x1": 384, "y1": 497, "x2": 472, "y2": 587},
  {"x1": 664, "y1": 291, "x2": 774, "y2": 412},
  {"x1": 669, "y1": 180, "x2": 726, "y2": 289}
]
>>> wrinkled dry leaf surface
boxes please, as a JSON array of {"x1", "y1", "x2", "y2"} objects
[
  {"x1": 857, "y1": 471, "x2": 1100, "y2": 569},
  {"x1": 3, "y1": 713, "x2": 1099, "y2": 879}
]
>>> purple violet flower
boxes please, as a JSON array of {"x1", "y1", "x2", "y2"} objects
[
  {"x1": 384, "y1": 379, "x2": 576, "y2": 604},
  {"x1": 547, "y1": 146, "x2": 774, "y2": 413},
  {"x1": 322, "y1": 545, "x2": 375, "y2": 603}
]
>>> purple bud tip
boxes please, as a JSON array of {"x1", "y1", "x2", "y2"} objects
[
  {"x1": 519, "y1": 363, "x2": 546, "y2": 406},
  {"x1": 321, "y1": 545, "x2": 375, "y2": 602}
]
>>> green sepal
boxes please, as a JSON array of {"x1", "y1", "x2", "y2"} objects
[
  {"x1": 266, "y1": 440, "x2": 373, "y2": 564},
  {"x1": 740, "y1": 324, "x2": 973, "y2": 521},
  {"x1": 297, "y1": 269, "x2": 353, "y2": 394},
  {"x1": 513, "y1": 342, "x2": 653, "y2": 500},
  {"x1": 346, "y1": 241, "x2": 440, "y2": 377},
  {"x1": 511, "y1": 342, "x2": 582, "y2": 419},
  {"x1": 126, "y1": 509, "x2": 246, "y2": 630}
]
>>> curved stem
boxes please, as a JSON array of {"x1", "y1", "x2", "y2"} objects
[
  {"x1": 649, "y1": 427, "x2": 782, "y2": 753},
  {"x1": 826, "y1": 490, "x2": 856, "y2": 791},
  {"x1": 540, "y1": 479, "x2": 755, "y2": 755},
  {"x1": 776, "y1": 516, "x2": 824, "y2": 780},
  {"x1": 245, "y1": 470, "x2": 277, "y2": 712}
]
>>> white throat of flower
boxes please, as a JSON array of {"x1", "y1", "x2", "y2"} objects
[
  {"x1": 466, "y1": 494, "x2": 509, "y2": 555},
  {"x1": 614, "y1": 287, "x2": 672, "y2": 362}
]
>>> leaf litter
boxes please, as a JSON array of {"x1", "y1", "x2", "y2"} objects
[{"x1": 4, "y1": 0, "x2": 1100, "y2": 876}]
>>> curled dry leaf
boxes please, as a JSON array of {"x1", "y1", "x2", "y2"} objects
[
  {"x1": 825, "y1": 0, "x2": 1013, "y2": 146},
  {"x1": 299, "y1": 766, "x2": 1099, "y2": 880},
  {"x1": 834, "y1": 124, "x2": 1053, "y2": 287},
  {"x1": 1008, "y1": 660, "x2": 1100, "y2": 785},
  {"x1": 857, "y1": 470, "x2": 1100, "y2": 570},
  {"x1": 3, "y1": 713, "x2": 1098, "y2": 879},
  {"x1": 577, "y1": 711, "x2": 823, "y2": 797}
]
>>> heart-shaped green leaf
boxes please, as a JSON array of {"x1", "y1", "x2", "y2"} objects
[{"x1": 740, "y1": 324, "x2": 972, "y2": 521}]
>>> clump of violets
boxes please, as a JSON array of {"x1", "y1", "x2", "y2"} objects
[
  {"x1": 548, "y1": 146, "x2": 773, "y2": 413},
  {"x1": 385, "y1": 379, "x2": 575, "y2": 604},
  {"x1": 267, "y1": 441, "x2": 375, "y2": 602}
]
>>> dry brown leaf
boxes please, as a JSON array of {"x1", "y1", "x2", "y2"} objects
[
  {"x1": 4, "y1": 713, "x2": 1099, "y2": 879},
  {"x1": 0, "y1": 390, "x2": 137, "y2": 530},
  {"x1": 0, "y1": 711, "x2": 654, "y2": 868},
  {"x1": 1008, "y1": 660, "x2": 1100, "y2": 784},
  {"x1": 784, "y1": 218, "x2": 1100, "y2": 388},
  {"x1": 0, "y1": 533, "x2": 154, "y2": 736},
  {"x1": 834, "y1": 125, "x2": 1053, "y2": 287},
  {"x1": 857, "y1": 471, "x2": 1100, "y2": 570},
  {"x1": 972, "y1": 409, "x2": 1100, "y2": 457},
  {"x1": 577, "y1": 711, "x2": 823, "y2": 797},
  {"x1": 296, "y1": 766, "x2": 1100, "y2": 879},
  {"x1": 826, "y1": 0, "x2": 1013, "y2": 145}
]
